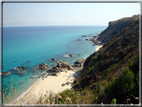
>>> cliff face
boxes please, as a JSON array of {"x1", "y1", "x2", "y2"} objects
[
  {"x1": 97, "y1": 15, "x2": 139, "y2": 44},
  {"x1": 73, "y1": 15, "x2": 140, "y2": 104}
]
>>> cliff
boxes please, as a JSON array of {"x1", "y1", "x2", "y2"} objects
[
  {"x1": 96, "y1": 15, "x2": 139, "y2": 44},
  {"x1": 73, "y1": 14, "x2": 140, "y2": 104}
]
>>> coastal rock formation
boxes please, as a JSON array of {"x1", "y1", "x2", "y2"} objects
[
  {"x1": 96, "y1": 15, "x2": 139, "y2": 44},
  {"x1": 14, "y1": 66, "x2": 26, "y2": 70},
  {"x1": 82, "y1": 35, "x2": 87, "y2": 37},
  {"x1": 2, "y1": 71, "x2": 11, "y2": 76},
  {"x1": 50, "y1": 58, "x2": 55, "y2": 61},
  {"x1": 61, "y1": 62, "x2": 73, "y2": 70},
  {"x1": 56, "y1": 61, "x2": 62, "y2": 67},
  {"x1": 68, "y1": 65, "x2": 73, "y2": 70},
  {"x1": 89, "y1": 36, "x2": 101, "y2": 45},
  {"x1": 51, "y1": 72, "x2": 57, "y2": 76},
  {"x1": 47, "y1": 61, "x2": 74, "y2": 74},
  {"x1": 73, "y1": 58, "x2": 85, "y2": 67},
  {"x1": 61, "y1": 62, "x2": 70, "y2": 68},
  {"x1": 33, "y1": 63, "x2": 50, "y2": 71},
  {"x1": 69, "y1": 54, "x2": 74, "y2": 57}
]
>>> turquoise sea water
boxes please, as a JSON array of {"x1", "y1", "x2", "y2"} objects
[{"x1": 2, "y1": 26, "x2": 106, "y2": 104}]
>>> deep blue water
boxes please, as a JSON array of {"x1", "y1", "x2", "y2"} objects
[{"x1": 2, "y1": 26, "x2": 106, "y2": 103}]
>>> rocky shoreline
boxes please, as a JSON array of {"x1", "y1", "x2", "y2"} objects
[
  {"x1": 77, "y1": 33, "x2": 105, "y2": 46},
  {"x1": 2, "y1": 33, "x2": 103, "y2": 78},
  {"x1": 35, "y1": 58, "x2": 85, "y2": 78},
  {"x1": 2, "y1": 58, "x2": 85, "y2": 79}
]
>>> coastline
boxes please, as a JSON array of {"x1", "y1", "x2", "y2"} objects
[
  {"x1": 7, "y1": 35, "x2": 103, "y2": 105},
  {"x1": 11, "y1": 69, "x2": 82, "y2": 105}
]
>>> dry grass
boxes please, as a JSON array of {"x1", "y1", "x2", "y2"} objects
[{"x1": 2, "y1": 77, "x2": 18, "y2": 104}]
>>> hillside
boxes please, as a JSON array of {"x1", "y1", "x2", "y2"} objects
[
  {"x1": 37, "y1": 15, "x2": 140, "y2": 104},
  {"x1": 73, "y1": 14, "x2": 140, "y2": 104},
  {"x1": 97, "y1": 15, "x2": 139, "y2": 44}
]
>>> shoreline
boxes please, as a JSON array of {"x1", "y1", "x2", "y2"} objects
[
  {"x1": 11, "y1": 69, "x2": 81, "y2": 105},
  {"x1": 7, "y1": 35, "x2": 103, "y2": 105},
  {"x1": 10, "y1": 78, "x2": 39, "y2": 104}
]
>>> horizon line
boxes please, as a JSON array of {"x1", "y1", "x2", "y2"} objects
[{"x1": 3, "y1": 25, "x2": 107, "y2": 27}]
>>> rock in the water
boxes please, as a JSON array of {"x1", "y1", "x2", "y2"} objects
[
  {"x1": 15, "y1": 66, "x2": 26, "y2": 70},
  {"x1": 33, "y1": 63, "x2": 50, "y2": 71},
  {"x1": 82, "y1": 35, "x2": 87, "y2": 37},
  {"x1": 2, "y1": 71, "x2": 11, "y2": 76},
  {"x1": 69, "y1": 54, "x2": 74, "y2": 57},
  {"x1": 50, "y1": 58, "x2": 55, "y2": 61},
  {"x1": 26, "y1": 61, "x2": 31, "y2": 63}
]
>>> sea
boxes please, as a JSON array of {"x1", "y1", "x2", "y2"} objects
[{"x1": 2, "y1": 26, "x2": 106, "y2": 104}]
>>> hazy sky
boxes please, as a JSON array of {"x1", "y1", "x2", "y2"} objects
[{"x1": 3, "y1": 3, "x2": 140, "y2": 27}]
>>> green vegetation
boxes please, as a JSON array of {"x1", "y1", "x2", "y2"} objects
[{"x1": 37, "y1": 15, "x2": 140, "y2": 104}]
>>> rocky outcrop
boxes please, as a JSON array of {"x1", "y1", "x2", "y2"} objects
[
  {"x1": 68, "y1": 65, "x2": 73, "y2": 70},
  {"x1": 82, "y1": 35, "x2": 87, "y2": 37},
  {"x1": 96, "y1": 15, "x2": 139, "y2": 44},
  {"x1": 2, "y1": 71, "x2": 11, "y2": 76},
  {"x1": 50, "y1": 58, "x2": 55, "y2": 61},
  {"x1": 56, "y1": 61, "x2": 62, "y2": 67},
  {"x1": 61, "y1": 62, "x2": 73, "y2": 70},
  {"x1": 89, "y1": 35, "x2": 101, "y2": 45},
  {"x1": 61, "y1": 62, "x2": 70, "y2": 68},
  {"x1": 47, "y1": 61, "x2": 74, "y2": 74},
  {"x1": 69, "y1": 54, "x2": 74, "y2": 57},
  {"x1": 14, "y1": 66, "x2": 26, "y2": 70},
  {"x1": 33, "y1": 63, "x2": 50, "y2": 71},
  {"x1": 73, "y1": 58, "x2": 85, "y2": 67}
]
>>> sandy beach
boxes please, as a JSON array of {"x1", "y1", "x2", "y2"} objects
[
  {"x1": 9, "y1": 44, "x2": 102, "y2": 105},
  {"x1": 11, "y1": 70, "x2": 80, "y2": 105}
]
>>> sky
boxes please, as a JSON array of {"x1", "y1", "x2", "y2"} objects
[{"x1": 3, "y1": 2, "x2": 140, "y2": 27}]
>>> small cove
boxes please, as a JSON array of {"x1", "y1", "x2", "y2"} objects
[{"x1": 2, "y1": 26, "x2": 106, "y2": 104}]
